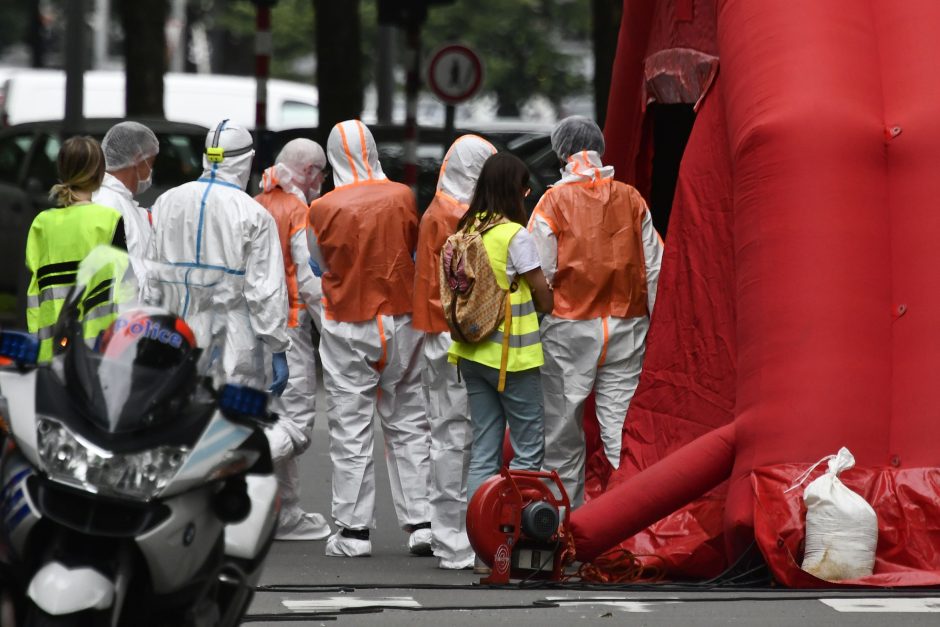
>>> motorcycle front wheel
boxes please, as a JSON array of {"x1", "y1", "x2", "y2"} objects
[{"x1": 23, "y1": 603, "x2": 111, "y2": 627}]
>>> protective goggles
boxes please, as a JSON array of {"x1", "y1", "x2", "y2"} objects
[{"x1": 205, "y1": 119, "x2": 253, "y2": 163}]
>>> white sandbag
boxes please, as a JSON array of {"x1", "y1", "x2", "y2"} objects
[{"x1": 793, "y1": 447, "x2": 877, "y2": 581}]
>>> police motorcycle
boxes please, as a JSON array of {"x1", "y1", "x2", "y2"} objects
[{"x1": 0, "y1": 248, "x2": 279, "y2": 626}]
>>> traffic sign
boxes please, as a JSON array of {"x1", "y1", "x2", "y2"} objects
[{"x1": 426, "y1": 44, "x2": 484, "y2": 105}]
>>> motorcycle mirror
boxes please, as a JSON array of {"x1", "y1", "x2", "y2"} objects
[
  {"x1": 0, "y1": 331, "x2": 39, "y2": 366},
  {"x1": 218, "y1": 383, "x2": 276, "y2": 426}
]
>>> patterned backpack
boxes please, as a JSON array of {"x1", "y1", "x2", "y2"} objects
[{"x1": 439, "y1": 217, "x2": 512, "y2": 343}]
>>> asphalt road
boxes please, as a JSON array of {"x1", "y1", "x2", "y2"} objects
[{"x1": 246, "y1": 384, "x2": 940, "y2": 626}]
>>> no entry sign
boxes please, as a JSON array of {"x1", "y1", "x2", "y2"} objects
[{"x1": 426, "y1": 44, "x2": 484, "y2": 105}]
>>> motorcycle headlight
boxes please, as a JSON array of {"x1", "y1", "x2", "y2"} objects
[{"x1": 37, "y1": 418, "x2": 189, "y2": 501}]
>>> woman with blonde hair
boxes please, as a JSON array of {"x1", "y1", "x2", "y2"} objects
[{"x1": 25, "y1": 135, "x2": 126, "y2": 361}]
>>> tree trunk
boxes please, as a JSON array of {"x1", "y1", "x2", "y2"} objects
[
  {"x1": 313, "y1": 0, "x2": 362, "y2": 141},
  {"x1": 592, "y1": 0, "x2": 622, "y2": 127},
  {"x1": 120, "y1": 0, "x2": 168, "y2": 117},
  {"x1": 27, "y1": 0, "x2": 45, "y2": 68},
  {"x1": 208, "y1": 28, "x2": 253, "y2": 76}
]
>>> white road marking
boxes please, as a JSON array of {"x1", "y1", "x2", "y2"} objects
[
  {"x1": 821, "y1": 598, "x2": 940, "y2": 613},
  {"x1": 545, "y1": 596, "x2": 678, "y2": 613},
  {"x1": 283, "y1": 596, "x2": 421, "y2": 612}
]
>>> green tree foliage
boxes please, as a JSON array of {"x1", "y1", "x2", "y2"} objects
[
  {"x1": 209, "y1": 0, "x2": 315, "y2": 81},
  {"x1": 212, "y1": 0, "x2": 591, "y2": 117},
  {"x1": 420, "y1": 0, "x2": 591, "y2": 116}
]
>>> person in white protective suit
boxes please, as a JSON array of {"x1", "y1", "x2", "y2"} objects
[
  {"x1": 412, "y1": 135, "x2": 496, "y2": 569},
  {"x1": 148, "y1": 119, "x2": 290, "y2": 398},
  {"x1": 528, "y1": 116, "x2": 664, "y2": 508},
  {"x1": 307, "y1": 119, "x2": 431, "y2": 558},
  {"x1": 93, "y1": 121, "x2": 159, "y2": 260},
  {"x1": 254, "y1": 138, "x2": 330, "y2": 540}
]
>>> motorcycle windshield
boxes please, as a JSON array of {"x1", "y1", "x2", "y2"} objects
[
  {"x1": 68, "y1": 335, "x2": 196, "y2": 432},
  {"x1": 53, "y1": 246, "x2": 234, "y2": 434}
]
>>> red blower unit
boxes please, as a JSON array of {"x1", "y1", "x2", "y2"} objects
[{"x1": 466, "y1": 469, "x2": 571, "y2": 584}]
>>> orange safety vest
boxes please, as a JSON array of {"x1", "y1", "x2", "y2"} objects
[
  {"x1": 309, "y1": 180, "x2": 417, "y2": 322},
  {"x1": 255, "y1": 187, "x2": 307, "y2": 328},
  {"x1": 532, "y1": 179, "x2": 650, "y2": 320},
  {"x1": 412, "y1": 191, "x2": 466, "y2": 334}
]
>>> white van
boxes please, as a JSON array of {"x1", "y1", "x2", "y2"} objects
[{"x1": 0, "y1": 68, "x2": 318, "y2": 130}]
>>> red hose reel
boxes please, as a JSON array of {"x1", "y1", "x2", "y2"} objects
[{"x1": 466, "y1": 468, "x2": 571, "y2": 584}]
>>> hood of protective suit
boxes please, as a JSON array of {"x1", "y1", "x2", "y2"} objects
[
  {"x1": 558, "y1": 150, "x2": 615, "y2": 185},
  {"x1": 274, "y1": 138, "x2": 327, "y2": 203},
  {"x1": 326, "y1": 120, "x2": 386, "y2": 188},
  {"x1": 260, "y1": 162, "x2": 307, "y2": 204},
  {"x1": 437, "y1": 135, "x2": 497, "y2": 204},
  {"x1": 201, "y1": 121, "x2": 255, "y2": 190}
]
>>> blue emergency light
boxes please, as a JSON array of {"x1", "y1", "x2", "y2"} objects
[
  {"x1": 0, "y1": 331, "x2": 39, "y2": 366},
  {"x1": 218, "y1": 383, "x2": 268, "y2": 420}
]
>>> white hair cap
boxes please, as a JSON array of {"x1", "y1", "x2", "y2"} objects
[
  {"x1": 101, "y1": 121, "x2": 159, "y2": 171},
  {"x1": 550, "y1": 115, "x2": 605, "y2": 161},
  {"x1": 276, "y1": 138, "x2": 326, "y2": 173}
]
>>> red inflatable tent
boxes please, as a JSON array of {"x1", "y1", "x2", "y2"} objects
[{"x1": 572, "y1": 0, "x2": 940, "y2": 586}]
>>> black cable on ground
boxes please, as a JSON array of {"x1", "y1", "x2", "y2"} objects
[
  {"x1": 244, "y1": 615, "x2": 338, "y2": 622},
  {"x1": 257, "y1": 581, "x2": 940, "y2": 594},
  {"x1": 253, "y1": 540, "x2": 927, "y2": 595},
  {"x1": 243, "y1": 600, "x2": 562, "y2": 623}
]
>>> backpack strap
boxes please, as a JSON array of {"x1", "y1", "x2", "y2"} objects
[
  {"x1": 497, "y1": 293, "x2": 512, "y2": 392},
  {"x1": 450, "y1": 294, "x2": 468, "y2": 343}
]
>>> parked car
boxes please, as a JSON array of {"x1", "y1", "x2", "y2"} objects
[
  {"x1": 0, "y1": 118, "x2": 208, "y2": 327},
  {"x1": 267, "y1": 123, "x2": 554, "y2": 214}
]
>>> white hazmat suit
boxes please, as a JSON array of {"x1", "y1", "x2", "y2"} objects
[
  {"x1": 529, "y1": 116, "x2": 663, "y2": 508},
  {"x1": 412, "y1": 135, "x2": 496, "y2": 569},
  {"x1": 255, "y1": 139, "x2": 330, "y2": 540},
  {"x1": 308, "y1": 120, "x2": 431, "y2": 558},
  {"x1": 148, "y1": 120, "x2": 290, "y2": 391}
]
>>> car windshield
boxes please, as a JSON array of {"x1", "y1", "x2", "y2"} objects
[{"x1": 53, "y1": 246, "x2": 230, "y2": 434}]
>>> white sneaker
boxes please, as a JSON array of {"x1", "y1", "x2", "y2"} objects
[
  {"x1": 325, "y1": 530, "x2": 372, "y2": 557},
  {"x1": 408, "y1": 528, "x2": 433, "y2": 556},
  {"x1": 275, "y1": 512, "x2": 332, "y2": 541},
  {"x1": 439, "y1": 555, "x2": 475, "y2": 570}
]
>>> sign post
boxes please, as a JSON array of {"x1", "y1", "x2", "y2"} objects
[{"x1": 427, "y1": 44, "x2": 484, "y2": 138}]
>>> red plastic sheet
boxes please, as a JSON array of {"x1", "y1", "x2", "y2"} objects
[
  {"x1": 576, "y1": 0, "x2": 940, "y2": 585},
  {"x1": 615, "y1": 489, "x2": 727, "y2": 580},
  {"x1": 752, "y1": 465, "x2": 940, "y2": 587},
  {"x1": 643, "y1": 48, "x2": 718, "y2": 107},
  {"x1": 603, "y1": 0, "x2": 717, "y2": 189}
]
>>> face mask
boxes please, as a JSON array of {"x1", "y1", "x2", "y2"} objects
[
  {"x1": 304, "y1": 168, "x2": 325, "y2": 203},
  {"x1": 136, "y1": 161, "x2": 153, "y2": 196}
]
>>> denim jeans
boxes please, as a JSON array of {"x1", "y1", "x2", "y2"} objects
[{"x1": 459, "y1": 359, "x2": 545, "y2": 502}]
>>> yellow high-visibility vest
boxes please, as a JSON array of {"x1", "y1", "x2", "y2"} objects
[
  {"x1": 448, "y1": 222, "x2": 543, "y2": 378},
  {"x1": 25, "y1": 203, "x2": 123, "y2": 361}
]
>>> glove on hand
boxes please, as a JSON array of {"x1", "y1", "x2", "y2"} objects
[{"x1": 269, "y1": 351, "x2": 289, "y2": 397}]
